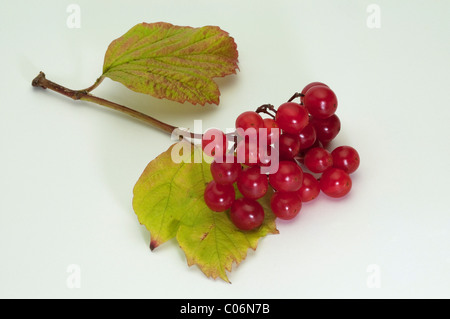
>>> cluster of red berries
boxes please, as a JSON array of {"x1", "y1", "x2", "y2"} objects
[{"x1": 201, "y1": 82, "x2": 360, "y2": 231}]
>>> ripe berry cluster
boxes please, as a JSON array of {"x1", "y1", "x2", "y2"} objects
[{"x1": 201, "y1": 82, "x2": 360, "y2": 231}]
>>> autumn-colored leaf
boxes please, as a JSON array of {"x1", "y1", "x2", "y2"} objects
[
  {"x1": 177, "y1": 187, "x2": 277, "y2": 282},
  {"x1": 132, "y1": 142, "x2": 278, "y2": 282},
  {"x1": 102, "y1": 22, "x2": 239, "y2": 105},
  {"x1": 132, "y1": 142, "x2": 211, "y2": 250}
]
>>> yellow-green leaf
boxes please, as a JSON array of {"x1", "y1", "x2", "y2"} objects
[
  {"x1": 102, "y1": 22, "x2": 239, "y2": 105},
  {"x1": 132, "y1": 142, "x2": 210, "y2": 250},
  {"x1": 132, "y1": 142, "x2": 278, "y2": 282},
  {"x1": 177, "y1": 187, "x2": 278, "y2": 283}
]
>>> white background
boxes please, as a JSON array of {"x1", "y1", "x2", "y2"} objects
[{"x1": 1, "y1": 0, "x2": 449, "y2": 298}]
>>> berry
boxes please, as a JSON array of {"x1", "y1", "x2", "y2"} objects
[
  {"x1": 300, "y1": 82, "x2": 329, "y2": 104},
  {"x1": 303, "y1": 85, "x2": 338, "y2": 119},
  {"x1": 303, "y1": 147, "x2": 333, "y2": 173},
  {"x1": 236, "y1": 137, "x2": 276, "y2": 168},
  {"x1": 279, "y1": 133, "x2": 301, "y2": 160},
  {"x1": 210, "y1": 160, "x2": 242, "y2": 185},
  {"x1": 297, "y1": 173, "x2": 320, "y2": 202},
  {"x1": 202, "y1": 129, "x2": 228, "y2": 159},
  {"x1": 319, "y1": 168, "x2": 352, "y2": 198},
  {"x1": 230, "y1": 197, "x2": 265, "y2": 231},
  {"x1": 235, "y1": 111, "x2": 264, "y2": 136},
  {"x1": 204, "y1": 181, "x2": 235, "y2": 212},
  {"x1": 298, "y1": 123, "x2": 317, "y2": 150},
  {"x1": 236, "y1": 166, "x2": 269, "y2": 200},
  {"x1": 275, "y1": 102, "x2": 309, "y2": 134},
  {"x1": 270, "y1": 191, "x2": 302, "y2": 220},
  {"x1": 202, "y1": 82, "x2": 358, "y2": 228},
  {"x1": 310, "y1": 114, "x2": 341, "y2": 145},
  {"x1": 268, "y1": 160, "x2": 303, "y2": 192},
  {"x1": 331, "y1": 146, "x2": 360, "y2": 174},
  {"x1": 263, "y1": 118, "x2": 280, "y2": 145},
  {"x1": 297, "y1": 139, "x2": 323, "y2": 164},
  {"x1": 235, "y1": 139, "x2": 260, "y2": 166},
  {"x1": 258, "y1": 145, "x2": 277, "y2": 169}
]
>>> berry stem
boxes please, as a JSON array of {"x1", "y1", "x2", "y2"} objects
[
  {"x1": 287, "y1": 92, "x2": 304, "y2": 103},
  {"x1": 32, "y1": 71, "x2": 198, "y2": 140}
]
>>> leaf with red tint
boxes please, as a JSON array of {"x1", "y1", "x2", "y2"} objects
[{"x1": 103, "y1": 22, "x2": 239, "y2": 105}]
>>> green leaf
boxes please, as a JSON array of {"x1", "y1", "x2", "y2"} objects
[
  {"x1": 102, "y1": 22, "x2": 239, "y2": 105},
  {"x1": 132, "y1": 142, "x2": 278, "y2": 282},
  {"x1": 132, "y1": 142, "x2": 210, "y2": 249}
]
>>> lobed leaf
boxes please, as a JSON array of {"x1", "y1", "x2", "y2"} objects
[
  {"x1": 132, "y1": 142, "x2": 209, "y2": 249},
  {"x1": 132, "y1": 142, "x2": 278, "y2": 282},
  {"x1": 102, "y1": 22, "x2": 239, "y2": 105},
  {"x1": 177, "y1": 187, "x2": 278, "y2": 282}
]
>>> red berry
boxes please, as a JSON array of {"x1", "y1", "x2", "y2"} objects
[
  {"x1": 301, "y1": 82, "x2": 329, "y2": 95},
  {"x1": 210, "y1": 160, "x2": 242, "y2": 185},
  {"x1": 303, "y1": 86, "x2": 338, "y2": 119},
  {"x1": 275, "y1": 102, "x2": 309, "y2": 134},
  {"x1": 204, "y1": 181, "x2": 235, "y2": 212},
  {"x1": 268, "y1": 160, "x2": 303, "y2": 192},
  {"x1": 303, "y1": 147, "x2": 333, "y2": 173},
  {"x1": 230, "y1": 197, "x2": 265, "y2": 231},
  {"x1": 236, "y1": 137, "x2": 276, "y2": 168},
  {"x1": 310, "y1": 114, "x2": 341, "y2": 145},
  {"x1": 297, "y1": 138, "x2": 323, "y2": 164},
  {"x1": 331, "y1": 146, "x2": 360, "y2": 174},
  {"x1": 298, "y1": 123, "x2": 317, "y2": 150},
  {"x1": 297, "y1": 173, "x2": 320, "y2": 202},
  {"x1": 319, "y1": 168, "x2": 352, "y2": 198},
  {"x1": 270, "y1": 191, "x2": 302, "y2": 220},
  {"x1": 279, "y1": 133, "x2": 301, "y2": 160},
  {"x1": 300, "y1": 82, "x2": 329, "y2": 104},
  {"x1": 258, "y1": 145, "x2": 277, "y2": 170},
  {"x1": 263, "y1": 118, "x2": 280, "y2": 145},
  {"x1": 202, "y1": 129, "x2": 228, "y2": 159},
  {"x1": 235, "y1": 140, "x2": 259, "y2": 166},
  {"x1": 235, "y1": 111, "x2": 264, "y2": 136},
  {"x1": 237, "y1": 166, "x2": 269, "y2": 200}
]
